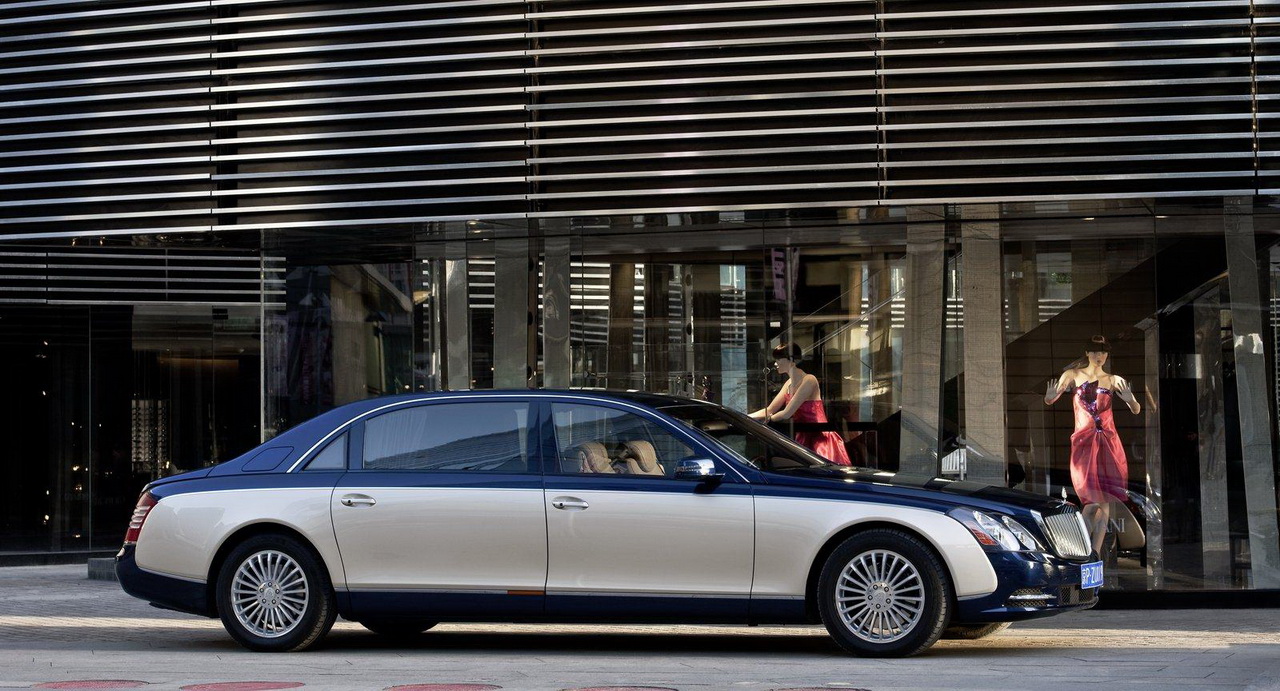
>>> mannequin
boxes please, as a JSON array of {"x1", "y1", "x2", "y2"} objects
[
  {"x1": 750, "y1": 343, "x2": 851, "y2": 465},
  {"x1": 1044, "y1": 335, "x2": 1140, "y2": 554}
]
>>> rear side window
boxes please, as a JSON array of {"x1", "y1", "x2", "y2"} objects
[{"x1": 362, "y1": 402, "x2": 532, "y2": 472}]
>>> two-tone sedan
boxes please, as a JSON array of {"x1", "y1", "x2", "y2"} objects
[{"x1": 117, "y1": 390, "x2": 1100, "y2": 657}]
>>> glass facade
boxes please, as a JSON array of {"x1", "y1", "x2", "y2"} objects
[{"x1": 3, "y1": 199, "x2": 1279, "y2": 596}]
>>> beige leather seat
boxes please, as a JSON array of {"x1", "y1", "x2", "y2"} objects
[
  {"x1": 617, "y1": 440, "x2": 665, "y2": 477},
  {"x1": 573, "y1": 441, "x2": 615, "y2": 474}
]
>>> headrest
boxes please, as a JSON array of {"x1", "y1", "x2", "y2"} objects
[
  {"x1": 575, "y1": 441, "x2": 614, "y2": 473},
  {"x1": 619, "y1": 440, "x2": 663, "y2": 476}
]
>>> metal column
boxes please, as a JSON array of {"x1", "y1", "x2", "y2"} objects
[
  {"x1": 1224, "y1": 198, "x2": 1280, "y2": 588},
  {"x1": 899, "y1": 212, "x2": 946, "y2": 475}
]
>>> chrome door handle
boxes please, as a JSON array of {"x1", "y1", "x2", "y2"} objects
[
  {"x1": 340, "y1": 494, "x2": 376, "y2": 507},
  {"x1": 551, "y1": 496, "x2": 589, "y2": 511}
]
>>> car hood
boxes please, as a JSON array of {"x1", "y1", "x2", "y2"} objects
[{"x1": 766, "y1": 465, "x2": 1069, "y2": 514}]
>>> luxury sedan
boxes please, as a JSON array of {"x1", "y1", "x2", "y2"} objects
[{"x1": 117, "y1": 390, "x2": 1100, "y2": 657}]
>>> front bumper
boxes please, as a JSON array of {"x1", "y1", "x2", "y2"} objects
[
  {"x1": 115, "y1": 545, "x2": 215, "y2": 618},
  {"x1": 952, "y1": 550, "x2": 1099, "y2": 623}
]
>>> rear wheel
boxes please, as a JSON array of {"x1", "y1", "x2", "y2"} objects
[
  {"x1": 817, "y1": 529, "x2": 951, "y2": 657},
  {"x1": 215, "y1": 534, "x2": 337, "y2": 652},
  {"x1": 943, "y1": 622, "x2": 1011, "y2": 640},
  {"x1": 359, "y1": 619, "x2": 438, "y2": 636}
]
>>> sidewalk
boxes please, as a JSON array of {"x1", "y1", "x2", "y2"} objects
[{"x1": 0, "y1": 564, "x2": 1277, "y2": 690}]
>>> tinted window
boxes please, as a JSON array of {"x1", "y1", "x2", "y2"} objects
[
  {"x1": 551, "y1": 403, "x2": 694, "y2": 477},
  {"x1": 363, "y1": 402, "x2": 532, "y2": 472},
  {"x1": 303, "y1": 433, "x2": 346, "y2": 471}
]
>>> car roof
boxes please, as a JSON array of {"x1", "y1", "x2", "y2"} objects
[{"x1": 313, "y1": 389, "x2": 721, "y2": 422}]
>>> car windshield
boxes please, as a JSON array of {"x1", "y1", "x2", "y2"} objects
[{"x1": 658, "y1": 403, "x2": 833, "y2": 471}]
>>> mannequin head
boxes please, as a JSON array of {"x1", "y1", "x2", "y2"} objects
[
  {"x1": 771, "y1": 342, "x2": 804, "y2": 376},
  {"x1": 1084, "y1": 335, "x2": 1111, "y2": 369}
]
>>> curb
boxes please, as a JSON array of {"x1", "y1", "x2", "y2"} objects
[{"x1": 87, "y1": 558, "x2": 117, "y2": 582}]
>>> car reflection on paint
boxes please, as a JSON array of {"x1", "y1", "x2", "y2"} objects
[{"x1": 117, "y1": 390, "x2": 1099, "y2": 657}]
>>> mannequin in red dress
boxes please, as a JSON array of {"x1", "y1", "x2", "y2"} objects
[
  {"x1": 749, "y1": 343, "x2": 852, "y2": 465},
  {"x1": 1044, "y1": 336, "x2": 1140, "y2": 554}
]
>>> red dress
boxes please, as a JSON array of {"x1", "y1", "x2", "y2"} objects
[
  {"x1": 1070, "y1": 381, "x2": 1128, "y2": 504},
  {"x1": 784, "y1": 393, "x2": 852, "y2": 465}
]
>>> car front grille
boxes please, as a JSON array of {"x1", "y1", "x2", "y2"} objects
[
  {"x1": 1058, "y1": 585, "x2": 1098, "y2": 606},
  {"x1": 1040, "y1": 507, "x2": 1092, "y2": 559}
]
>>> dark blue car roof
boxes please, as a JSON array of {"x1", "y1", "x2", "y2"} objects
[{"x1": 196, "y1": 389, "x2": 698, "y2": 478}]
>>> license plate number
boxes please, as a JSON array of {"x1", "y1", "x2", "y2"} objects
[{"x1": 1081, "y1": 560, "x2": 1104, "y2": 589}]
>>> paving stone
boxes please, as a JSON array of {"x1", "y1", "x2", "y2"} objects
[{"x1": 0, "y1": 565, "x2": 1277, "y2": 690}]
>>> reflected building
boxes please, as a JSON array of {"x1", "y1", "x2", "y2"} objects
[{"x1": 2, "y1": 1, "x2": 1279, "y2": 595}]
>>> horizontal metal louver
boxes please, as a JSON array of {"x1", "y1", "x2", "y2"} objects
[
  {"x1": 878, "y1": 0, "x2": 1257, "y2": 204},
  {"x1": 0, "y1": 245, "x2": 282, "y2": 305},
  {"x1": 0, "y1": 0, "x2": 1270, "y2": 241}
]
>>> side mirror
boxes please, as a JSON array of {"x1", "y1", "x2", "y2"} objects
[{"x1": 674, "y1": 458, "x2": 724, "y2": 484}]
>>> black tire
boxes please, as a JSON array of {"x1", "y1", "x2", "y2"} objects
[
  {"x1": 816, "y1": 528, "x2": 951, "y2": 657},
  {"x1": 359, "y1": 619, "x2": 438, "y2": 636},
  {"x1": 215, "y1": 533, "x2": 337, "y2": 652},
  {"x1": 942, "y1": 622, "x2": 1012, "y2": 640}
]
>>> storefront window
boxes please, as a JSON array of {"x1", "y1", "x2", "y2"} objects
[
  {"x1": 5, "y1": 202, "x2": 1279, "y2": 596},
  {"x1": 0, "y1": 244, "x2": 268, "y2": 553}
]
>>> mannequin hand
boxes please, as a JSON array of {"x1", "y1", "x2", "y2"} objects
[{"x1": 1113, "y1": 377, "x2": 1139, "y2": 406}]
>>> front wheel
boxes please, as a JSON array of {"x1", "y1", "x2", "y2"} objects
[
  {"x1": 817, "y1": 529, "x2": 951, "y2": 657},
  {"x1": 215, "y1": 534, "x2": 337, "y2": 652}
]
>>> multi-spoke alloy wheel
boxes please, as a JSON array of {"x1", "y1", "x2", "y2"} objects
[
  {"x1": 231, "y1": 549, "x2": 310, "y2": 638},
  {"x1": 835, "y1": 548, "x2": 925, "y2": 643},
  {"x1": 817, "y1": 529, "x2": 952, "y2": 657},
  {"x1": 216, "y1": 534, "x2": 336, "y2": 652}
]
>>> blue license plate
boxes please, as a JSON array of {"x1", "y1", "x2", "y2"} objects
[{"x1": 1081, "y1": 560, "x2": 1104, "y2": 589}]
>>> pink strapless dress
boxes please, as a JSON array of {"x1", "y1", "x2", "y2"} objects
[
  {"x1": 784, "y1": 393, "x2": 852, "y2": 465},
  {"x1": 1070, "y1": 381, "x2": 1128, "y2": 504}
]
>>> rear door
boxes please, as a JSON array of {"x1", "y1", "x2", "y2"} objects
[{"x1": 331, "y1": 398, "x2": 546, "y2": 618}]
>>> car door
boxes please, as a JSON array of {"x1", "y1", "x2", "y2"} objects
[
  {"x1": 331, "y1": 398, "x2": 546, "y2": 618},
  {"x1": 542, "y1": 400, "x2": 755, "y2": 621}
]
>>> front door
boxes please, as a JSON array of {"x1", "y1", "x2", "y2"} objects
[
  {"x1": 331, "y1": 398, "x2": 546, "y2": 618},
  {"x1": 541, "y1": 400, "x2": 755, "y2": 621}
]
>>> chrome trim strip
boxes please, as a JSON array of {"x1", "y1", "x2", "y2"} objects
[{"x1": 542, "y1": 591, "x2": 749, "y2": 599}]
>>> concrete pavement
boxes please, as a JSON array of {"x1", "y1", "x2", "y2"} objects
[{"x1": 0, "y1": 565, "x2": 1277, "y2": 690}]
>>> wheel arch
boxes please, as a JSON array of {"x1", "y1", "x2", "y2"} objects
[
  {"x1": 204, "y1": 521, "x2": 331, "y2": 615},
  {"x1": 803, "y1": 519, "x2": 957, "y2": 623}
]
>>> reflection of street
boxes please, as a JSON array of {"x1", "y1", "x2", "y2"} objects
[{"x1": 3, "y1": 565, "x2": 1278, "y2": 689}]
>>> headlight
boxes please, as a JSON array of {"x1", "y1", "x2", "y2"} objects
[{"x1": 948, "y1": 508, "x2": 1044, "y2": 552}]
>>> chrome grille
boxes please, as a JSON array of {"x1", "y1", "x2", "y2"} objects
[{"x1": 1041, "y1": 508, "x2": 1092, "y2": 560}]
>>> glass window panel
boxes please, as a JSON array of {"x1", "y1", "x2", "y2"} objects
[
  {"x1": 551, "y1": 403, "x2": 693, "y2": 477},
  {"x1": 362, "y1": 402, "x2": 531, "y2": 472},
  {"x1": 303, "y1": 433, "x2": 347, "y2": 471}
]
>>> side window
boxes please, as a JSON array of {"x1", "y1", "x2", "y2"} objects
[
  {"x1": 303, "y1": 432, "x2": 347, "y2": 471},
  {"x1": 551, "y1": 403, "x2": 695, "y2": 477},
  {"x1": 362, "y1": 402, "x2": 532, "y2": 472}
]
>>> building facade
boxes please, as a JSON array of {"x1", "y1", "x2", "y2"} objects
[{"x1": 3, "y1": 0, "x2": 1280, "y2": 594}]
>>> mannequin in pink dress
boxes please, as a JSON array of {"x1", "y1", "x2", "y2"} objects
[
  {"x1": 1044, "y1": 336, "x2": 1141, "y2": 554},
  {"x1": 750, "y1": 343, "x2": 852, "y2": 465}
]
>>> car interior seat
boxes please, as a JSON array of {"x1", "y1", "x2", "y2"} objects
[
  {"x1": 574, "y1": 441, "x2": 615, "y2": 473},
  {"x1": 617, "y1": 440, "x2": 665, "y2": 476}
]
